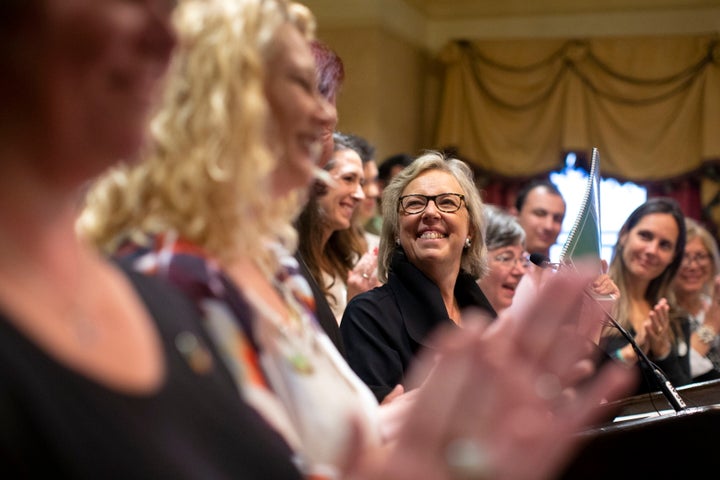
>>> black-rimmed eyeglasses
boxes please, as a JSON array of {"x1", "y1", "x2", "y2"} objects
[
  {"x1": 399, "y1": 193, "x2": 465, "y2": 215},
  {"x1": 681, "y1": 252, "x2": 712, "y2": 267}
]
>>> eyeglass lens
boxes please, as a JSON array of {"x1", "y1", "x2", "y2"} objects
[
  {"x1": 400, "y1": 193, "x2": 464, "y2": 214},
  {"x1": 493, "y1": 254, "x2": 530, "y2": 268},
  {"x1": 682, "y1": 253, "x2": 711, "y2": 265}
]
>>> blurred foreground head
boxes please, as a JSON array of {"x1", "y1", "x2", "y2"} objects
[{"x1": 80, "y1": 0, "x2": 331, "y2": 265}]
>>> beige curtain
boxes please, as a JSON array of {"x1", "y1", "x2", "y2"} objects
[{"x1": 436, "y1": 35, "x2": 720, "y2": 181}]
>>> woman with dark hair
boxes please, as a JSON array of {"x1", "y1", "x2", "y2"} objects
[
  {"x1": 600, "y1": 197, "x2": 692, "y2": 392},
  {"x1": 294, "y1": 40, "x2": 347, "y2": 352},
  {"x1": 295, "y1": 132, "x2": 367, "y2": 323}
]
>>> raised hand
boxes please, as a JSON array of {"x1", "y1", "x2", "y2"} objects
[
  {"x1": 703, "y1": 275, "x2": 720, "y2": 333},
  {"x1": 347, "y1": 248, "x2": 381, "y2": 301},
  {"x1": 646, "y1": 298, "x2": 671, "y2": 359},
  {"x1": 344, "y1": 267, "x2": 637, "y2": 480}
]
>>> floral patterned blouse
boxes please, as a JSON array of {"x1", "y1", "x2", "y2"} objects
[{"x1": 116, "y1": 232, "x2": 380, "y2": 479}]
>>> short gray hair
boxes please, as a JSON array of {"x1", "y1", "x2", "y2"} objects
[
  {"x1": 377, "y1": 151, "x2": 488, "y2": 282},
  {"x1": 484, "y1": 204, "x2": 525, "y2": 251}
]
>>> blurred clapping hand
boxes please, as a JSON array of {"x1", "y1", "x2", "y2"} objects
[
  {"x1": 344, "y1": 269, "x2": 637, "y2": 480},
  {"x1": 347, "y1": 248, "x2": 382, "y2": 302}
]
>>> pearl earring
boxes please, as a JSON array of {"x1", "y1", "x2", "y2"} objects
[
  {"x1": 465, "y1": 237, "x2": 471, "y2": 248},
  {"x1": 395, "y1": 238, "x2": 400, "y2": 246}
]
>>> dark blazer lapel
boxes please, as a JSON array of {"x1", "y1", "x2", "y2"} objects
[
  {"x1": 455, "y1": 272, "x2": 497, "y2": 319},
  {"x1": 387, "y1": 250, "x2": 457, "y2": 348}
]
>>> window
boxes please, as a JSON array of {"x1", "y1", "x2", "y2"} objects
[{"x1": 549, "y1": 153, "x2": 647, "y2": 264}]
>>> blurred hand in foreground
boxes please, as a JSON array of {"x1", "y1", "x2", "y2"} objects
[{"x1": 344, "y1": 268, "x2": 637, "y2": 480}]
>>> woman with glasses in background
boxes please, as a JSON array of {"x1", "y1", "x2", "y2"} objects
[
  {"x1": 477, "y1": 205, "x2": 530, "y2": 314},
  {"x1": 340, "y1": 152, "x2": 495, "y2": 402},
  {"x1": 672, "y1": 217, "x2": 720, "y2": 382}
]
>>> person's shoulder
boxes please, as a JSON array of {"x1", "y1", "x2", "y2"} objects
[
  {"x1": 116, "y1": 234, "x2": 227, "y2": 306},
  {"x1": 114, "y1": 260, "x2": 201, "y2": 318},
  {"x1": 342, "y1": 284, "x2": 396, "y2": 324},
  {"x1": 347, "y1": 283, "x2": 393, "y2": 307}
]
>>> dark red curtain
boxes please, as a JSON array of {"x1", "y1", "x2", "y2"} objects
[
  {"x1": 478, "y1": 172, "x2": 712, "y2": 239},
  {"x1": 644, "y1": 177, "x2": 716, "y2": 238}
]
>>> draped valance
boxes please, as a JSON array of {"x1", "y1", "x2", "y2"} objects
[{"x1": 435, "y1": 34, "x2": 720, "y2": 182}]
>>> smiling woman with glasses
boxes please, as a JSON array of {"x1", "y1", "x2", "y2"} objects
[
  {"x1": 340, "y1": 151, "x2": 495, "y2": 402},
  {"x1": 493, "y1": 252, "x2": 531, "y2": 269},
  {"x1": 672, "y1": 217, "x2": 720, "y2": 382},
  {"x1": 478, "y1": 205, "x2": 529, "y2": 314},
  {"x1": 681, "y1": 252, "x2": 713, "y2": 267}
]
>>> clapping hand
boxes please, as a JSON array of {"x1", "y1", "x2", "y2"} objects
[
  {"x1": 347, "y1": 248, "x2": 381, "y2": 302},
  {"x1": 343, "y1": 267, "x2": 637, "y2": 480},
  {"x1": 591, "y1": 260, "x2": 620, "y2": 298},
  {"x1": 645, "y1": 298, "x2": 671, "y2": 359},
  {"x1": 704, "y1": 275, "x2": 720, "y2": 333}
]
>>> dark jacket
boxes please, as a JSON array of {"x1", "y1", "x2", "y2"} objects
[{"x1": 340, "y1": 249, "x2": 495, "y2": 402}]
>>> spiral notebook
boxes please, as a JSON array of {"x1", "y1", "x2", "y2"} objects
[{"x1": 559, "y1": 147, "x2": 602, "y2": 268}]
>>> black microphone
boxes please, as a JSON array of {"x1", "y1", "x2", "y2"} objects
[
  {"x1": 589, "y1": 292, "x2": 687, "y2": 412},
  {"x1": 530, "y1": 256, "x2": 686, "y2": 411},
  {"x1": 529, "y1": 253, "x2": 550, "y2": 267},
  {"x1": 529, "y1": 253, "x2": 561, "y2": 271}
]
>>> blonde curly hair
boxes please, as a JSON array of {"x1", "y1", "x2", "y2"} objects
[{"x1": 79, "y1": 0, "x2": 314, "y2": 267}]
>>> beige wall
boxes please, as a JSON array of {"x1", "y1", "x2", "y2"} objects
[
  {"x1": 306, "y1": 0, "x2": 720, "y2": 164},
  {"x1": 316, "y1": 26, "x2": 434, "y2": 162}
]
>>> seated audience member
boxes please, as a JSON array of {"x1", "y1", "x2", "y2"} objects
[
  {"x1": 512, "y1": 178, "x2": 566, "y2": 259},
  {"x1": 344, "y1": 133, "x2": 383, "y2": 303},
  {"x1": 349, "y1": 133, "x2": 381, "y2": 252},
  {"x1": 672, "y1": 217, "x2": 720, "y2": 382},
  {"x1": 81, "y1": 2, "x2": 384, "y2": 476},
  {"x1": 341, "y1": 152, "x2": 495, "y2": 402},
  {"x1": 478, "y1": 205, "x2": 530, "y2": 314},
  {"x1": 364, "y1": 152, "x2": 415, "y2": 235},
  {"x1": 507, "y1": 178, "x2": 567, "y2": 311},
  {"x1": 362, "y1": 269, "x2": 637, "y2": 480},
  {"x1": 600, "y1": 198, "x2": 692, "y2": 393},
  {"x1": 295, "y1": 132, "x2": 367, "y2": 324},
  {"x1": 0, "y1": 0, "x2": 303, "y2": 477},
  {"x1": 378, "y1": 153, "x2": 415, "y2": 190}
]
